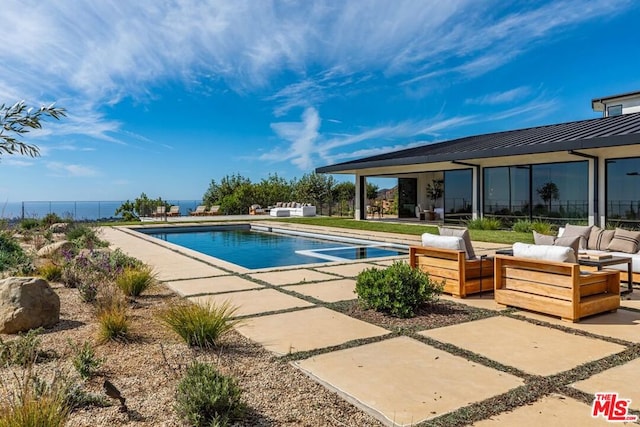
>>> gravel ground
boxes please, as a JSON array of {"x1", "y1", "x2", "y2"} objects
[{"x1": 1, "y1": 283, "x2": 384, "y2": 427}]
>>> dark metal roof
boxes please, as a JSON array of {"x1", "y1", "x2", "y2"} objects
[{"x1": 316, "y1": 112, "x2": 640, "y2": 173}]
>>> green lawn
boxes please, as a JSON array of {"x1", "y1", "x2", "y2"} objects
[{"x1": 273, "y1": 217, "x2": 533, "y2": 245}]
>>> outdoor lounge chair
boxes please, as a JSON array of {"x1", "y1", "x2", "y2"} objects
[
  {"x1": 494, "y1": 243, "x2": 620, "y2": 322},
  {"x1": 410, "y1": 229, "x2": 493, "y2": 298},
  {"x1": 151, "y1": 205, "x2": 166, "y2": 218},
  {"x1": 249, "y1": 204, "x2": 266, "y2": 215},
  {"x1": 166, "y1": 205, "x2": 180, "y2": 217},
  {"x1": 190, "y1": 205, "x2": 207, "y2": 216},
  {"x1": 207, "y1": 205, "x2": 221, "y2": 215}
]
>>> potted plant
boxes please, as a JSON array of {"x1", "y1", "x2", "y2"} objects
[{"x1": 426, "y1": 179, "x2": 444, "y2": 210}]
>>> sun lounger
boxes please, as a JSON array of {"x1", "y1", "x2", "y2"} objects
[
  {"x1": 166, "y1": 205, "x2": 180, "y2": 217},
  {"x1": 190, "y1": 205, "x2": 207, "y2": 216},
  {"x1": 151, "y1": 205, "x2": 166, "y2": 218},
  {"x1": 208, "y1": 205, "x2": 221, "y2": 215}
]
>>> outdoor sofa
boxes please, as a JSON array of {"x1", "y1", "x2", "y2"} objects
[{"x1": 269, "y1": 202, "x2": 316, "y2": 217}]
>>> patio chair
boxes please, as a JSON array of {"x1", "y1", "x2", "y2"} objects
[
  {"x1": 151, "y1": 205, "x2": 166, "y2": 218},
  {"x1": 208, "y1": 205, "x2": 221, "y2": 215},
  {"x1": 249, "y1": 204, "x2": 265, "y2": 215},
  {"x1": 166, "y1": 205, "x2": 180, "y2": 217},
  {"x1": 494, "y1": 243, "x2": 620, "y2": 322},
  {"x1": 190, "y1": 205, "x2": 206, "y2": 216},
  {"x1": 409, "y1": 230, "x2": 493, "y2": 298}
]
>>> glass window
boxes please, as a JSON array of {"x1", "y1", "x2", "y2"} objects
[
  {"x1": 483, "y1": 166, "x2": 530, "y2": 221},
  {"x1": 444, "y1": 169, "x2": 472, "y2": 223},
  {"x1": 483, "y1": 161, "x2": 588, "y2": 224},
  {"x1": 606, "y1": 158, "x2": 640, "y2": 228},
  {"x1": 531, "y1": 162, "x2": 588, "y2": 222},
  {"x1": 607, "y1": 104, "x2": 623, "y2": 117}
]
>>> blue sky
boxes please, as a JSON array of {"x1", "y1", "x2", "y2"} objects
[{"x1": 1, "y1": 1, "x2": 639, "y2": 202}]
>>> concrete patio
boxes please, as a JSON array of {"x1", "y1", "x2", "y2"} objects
[{"x1": 100, "y1": 224, "x2": 639, "y2": 426}]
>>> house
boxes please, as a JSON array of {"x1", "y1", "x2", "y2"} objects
[{"x1": 316, "y1": 91, "x2": 640, "y2": 228}]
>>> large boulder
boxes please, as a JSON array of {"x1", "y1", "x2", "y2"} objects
[{"x1": 0, "y1": 277, "x2": 60, "y2": 334}]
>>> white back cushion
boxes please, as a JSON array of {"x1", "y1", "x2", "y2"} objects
[
  {"x1": 512, "y1": 242, "x2": 576, "y2": 263},
  {"x1": 421, "y1": 233, "x2": 467, "y2": 253}
]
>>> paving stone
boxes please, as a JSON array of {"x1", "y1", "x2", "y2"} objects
[
  {"x1": 621, "y1": 290, "x2": 640, "y2": 310},
  {"x1": 249, "y1": 269, "x2": 337, "y2": 285},
  {"x1": 515, "y1": 309, "x2": 640, "y2": 343},
  {"x1": 420, "y1": 317, "x2": 625, "y2": 376},
  {"x1": 473, "y1": 393, "x2": 618, "y2": 426},
  {"x1": 283, "y1": 279, "x2": 357, "y2": 303},
  {"x1": 189, "y1": 288, "x2": 313, "y2": 317},
  {"x1": 236, "y1": 307, "x2": 388, "y2": 355},
  {"x1": 314, "y1": 262, "x2": 378, "y2": 277},
  {"x1": 295, "y1": 336, "x2": 523, "y2": 426},
  {"x1": 440, "y1": 293, "x2": 505, "y2": 311},
  {"x1": 572, "y1": 358, "x2": 640, "y2": 412},
  {"x1": 166, "y1": 276, "x2": 262, "y2": 297}
]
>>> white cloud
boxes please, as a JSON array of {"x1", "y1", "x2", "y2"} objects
[
  {"x1": 267, "y1": 107, "x2": 321, "y2": 169},
  {"x1": 46, "y1": 162, "x2": 99, "y2": 177},
  {"x1": 0, "y1": 1, "x2": 633, "y2": 150},
  {"x1": 2, "y1": 158, "x2": 34, "y2": 167},
  {"x1": 465, "y1": 87, "x2": 532, "y2": 105}
]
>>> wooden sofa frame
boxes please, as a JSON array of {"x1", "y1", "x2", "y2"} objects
[
  {"x1": 409, "y1": 246, "x2": 494, "y2": 298},
  {"x1": 494, "y1": 255, "x2": 620, "y2": 322}
]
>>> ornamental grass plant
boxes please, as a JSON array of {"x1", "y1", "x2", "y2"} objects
[
  {"x1": 115, "y1": 265, "x2": 156, "y2": 297},
  {"x1": 159, "y1": 301, "x2": 239, "y2": 349}
]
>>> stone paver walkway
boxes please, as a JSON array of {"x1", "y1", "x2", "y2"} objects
[{"x1": 102, "y1": 224, "x2": 640, "y2": 426}]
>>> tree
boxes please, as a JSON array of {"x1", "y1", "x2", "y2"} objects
[
  {"x1": 115, "y1": 193, "x2": 168, "y2": 220},
  {"x1": 333, "y1": 181, "x2": 356, "y2": 216},
  {"x1": 0, "y1": 101, "x2": 66, "y2": 157},
  {"x1": 366, "y1": 182, "x2": 379, "y2": 201},
  {"x1": 295, "y1": 173, "x2": 335, "y2": 214},
  {"x1": 202, "y1": 173, "x2": 252, "y2": 207},
  {"x1": 536, "y1": 182, "x2": 559, "y2": 212},
  {"x1": 253, "y1": 174, "x2": 295, "y2": 207}
]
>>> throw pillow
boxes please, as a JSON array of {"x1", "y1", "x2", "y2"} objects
[
  {"x1": 532, "y1": 231, "x2": 580, "y2": 254},
  {"x1": 607, "y1": 228, "x2": 640, "y2": 253},
  {"x1": 421, "y1": 233, "x2": 467, "y2": 253},
  {"x1": 587, "y1": 227, "x2": 615, "y2": 250},
  {"x1": 438, "y1": 226, "x2": 476, "y2": 259},
  {"x1": 532, "y1": 231, "x2": 555, "y2": 245},
  {"x1": 553, "y1": 235, "x2": 581, "y2": 254},
  {"x1": 512, "y1": 242, "x2": 577, "y2": 263},
  {"x1": 561, "y1": 224, "x2": 592, "y2": 250}
]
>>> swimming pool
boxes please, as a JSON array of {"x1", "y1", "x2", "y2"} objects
[{"x1": 138, "y1": 224, "x2": 407, "y2": 269}]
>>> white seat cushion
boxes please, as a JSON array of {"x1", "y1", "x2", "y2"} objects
[
  {"x1": 513, "y1": 242, "x2": 576, "y2": 263},
  {"x1": 421, "y1": 233, "x2": 467, "y2": 253}
]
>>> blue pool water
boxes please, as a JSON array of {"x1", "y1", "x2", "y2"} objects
[{"x1": 142, "y1": 225, "x2": 407, "y2": 269}]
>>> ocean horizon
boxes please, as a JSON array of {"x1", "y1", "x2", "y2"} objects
[{"x1": 0, "y1": 200, "x2": 203, "y2": 221}]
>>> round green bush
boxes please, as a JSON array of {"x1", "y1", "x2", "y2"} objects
[
  {"x1": 176, "y1": 362, "x2": 245, "y2": 427},
  {"x1": 355, "y1": 261, "x2": 443, "y2": 318}
]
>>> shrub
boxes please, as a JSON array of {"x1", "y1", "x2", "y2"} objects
[
  {"x1": 0, "y1": 328, "x2": 47, "y2": 367},
  {"x1": 96, "y1": 305, "x2": 129, "y2": 343},
  {"x1": 466, "y1": 217, "x2": 502, "y2": 230},
  {"x1": 65, "y1": 224, "x2": 107, "y2": 250},
  {"x1": 159, "y1": 301, "x2": 239, "y2": 348},
  {"x1": 115, "y1": 266, "x2": 155, "y2": 297},
  {"x1": 0, "y1": 232, "x2": 32, "y2": 274},
  {"x1": 175, "y1": 362, "x2": 245, "y2": 427},
  {"x1": 71, "y1": 341, "x2": 104, "y2": 380},
  {"x1": 512, "y1": 220, "x2": 532, "y2": 233},
  {"x1": 19, "y1": 218, "x2": 40, "y2": 231},
  {"x1": 530, "y1": 220, "x2": 554, "y2": 235},
  {"x1": 38, "y1": 263, "x2": 63, "y2": 282},
  {"x1": 355, "y1": 261, "x2": 443, "y2": 318},
  {"x1": 0, "y1": 389, "x2": 68, "y2": 427}
]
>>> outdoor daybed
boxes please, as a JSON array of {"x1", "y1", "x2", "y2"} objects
[
  {"x1": 494, "y1": 243, "x2": 620, "y2": 322},
  {"x1": 409, "y1": 228, "x2": 493, "y2": 298},
  {"x1": 269, "y1": 202, "x2": 316, "y2": 217}
]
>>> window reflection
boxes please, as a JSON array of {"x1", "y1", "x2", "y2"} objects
[
  {"x1": 444, "y1": 169, "x2": 472, "y2": 223},
  {"x1": 483, "y1": 161, "x2": 588, "y2": 224},
  {"x1": 607, "y1": 158, "x2": 640, "y2": 228}
]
